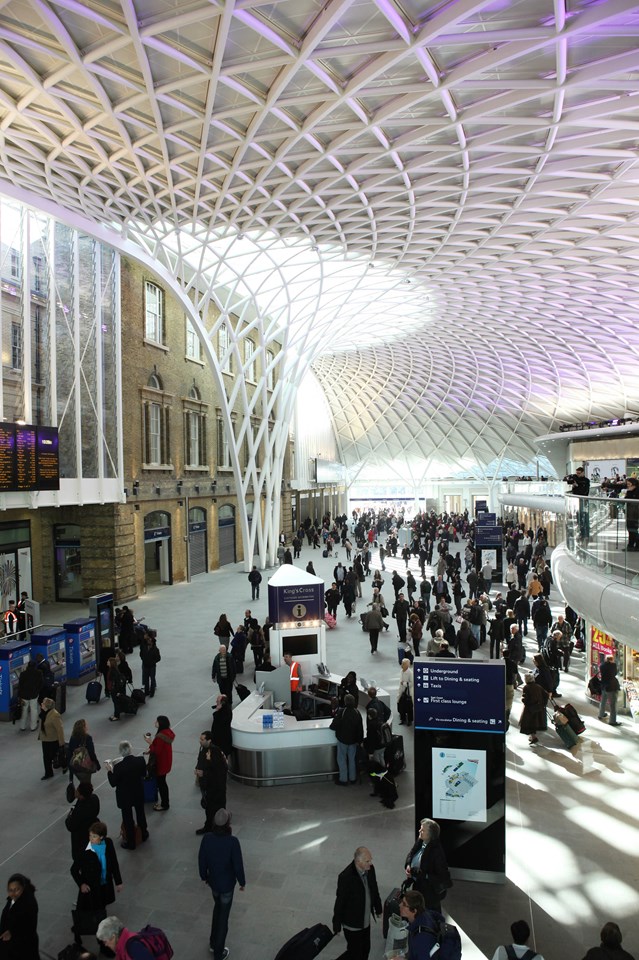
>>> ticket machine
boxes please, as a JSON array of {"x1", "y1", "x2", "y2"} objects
[
  {"x1": 64, "y1": 617, "x2": 96, "y2": 684},
  {"x1": 0, "y1": 638, "x2": 32, "y2": 721},
  {"x1": 30, "y1": 627, "x2": 67, "y2": 684}
]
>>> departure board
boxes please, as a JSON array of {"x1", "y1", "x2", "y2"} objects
[{"x1": 0, "y1": 423, "x2": 59, "y2": 491}]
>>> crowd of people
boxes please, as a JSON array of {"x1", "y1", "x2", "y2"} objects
[{"x1": 3, "y1": 505, "x2": 633, "y2": 960}]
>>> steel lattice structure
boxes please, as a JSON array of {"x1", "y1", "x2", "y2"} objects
[{"x1": 1, "y1": 0, "x2": 639, "y2": 557}]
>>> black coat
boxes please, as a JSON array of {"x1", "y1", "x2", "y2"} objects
[
  {"x1": 65, "y1": 794, "x2": 101, "y2": 862},
  {"x1": 405, "y1": 839, "x2": 452, "y2": 911},
  {"x1": 331, "y1": 706, "x2": 363, "y2": 746},
  {"x1": 107, "y1": 755, "x2": 146, "y2": 808},
  {"x1": 211, "y1": 700, "x2": 233, "y2": 756},
  {"x1": 332, "y1": 861, "x2": 382, "y2": 932},
  {"x1": 70, "y1": 838, "x2": 122, "y2": 909},
  {"x1": 0, "y1": 889, "x2": 40, "y2": 960}
]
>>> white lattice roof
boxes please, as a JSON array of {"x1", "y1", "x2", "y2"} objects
[{"x1": 2, "y1": 0, "x2": 639, "y2": 476}]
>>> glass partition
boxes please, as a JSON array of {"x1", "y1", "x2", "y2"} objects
[{"x1": 565, "y1": 494, "x2": 639, "y2": 586}]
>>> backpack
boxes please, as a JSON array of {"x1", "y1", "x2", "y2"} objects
[
  {"x1": 414, "y1": 918, "x2": 461, "y2": 960},
  {"x1": 127, "y1": 925, "x2": 173, "y2": 960},
  {"x1": 505, "y1": 947, "x2": 538, "y2": 960}
]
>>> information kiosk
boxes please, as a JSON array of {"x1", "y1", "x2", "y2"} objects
[{"x1": 267, "y1": 565, "x2": 326, "y2": 678}]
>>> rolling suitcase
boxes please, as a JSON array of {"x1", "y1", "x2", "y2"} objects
[
  {"x1": 385, "y1": 735, "x2": 405, "y2": 776},
  {"x1": 322, "y1": 549, "x2": 328, "y2": 558},
  {"x1": 273, "y1": 922, "x2": 333, "y2": 960},
  {"x1": 383, "y1": 886, "x2": 404, "y2": 938},
  {"x1": 85, "y1": 680, "x2": 102, "y2": 704},
  {"x1": 116, "y1": 693, "x2": 138, "y2": 716},
  {"x1": 130, "y1": 687, "x2": 146, "y2": 705},
  {"x1": 555, "y1": 701, "x2": 585, "y2": 735},
  {"x1": 553, "y1": 711, "x2": 579, "y2": 749}
]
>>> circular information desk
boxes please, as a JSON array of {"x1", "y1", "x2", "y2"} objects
[{"x1": 230, "y1": 691, "x2": 337, "y2": 787}]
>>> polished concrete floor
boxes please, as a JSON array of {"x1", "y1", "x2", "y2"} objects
[{"x1": 1, "y1": 540, "x2": 637, "y2": 960}]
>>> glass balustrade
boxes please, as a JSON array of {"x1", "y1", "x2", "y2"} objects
[{"x1": 565, "y1": 494, "x2": 639, "y2": 586}]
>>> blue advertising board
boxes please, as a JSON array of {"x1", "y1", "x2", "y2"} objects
[
  {"x1": 413, "y1": 659, "x2": 505, "y2": 734},
  {"x1": 475, "y1": 525, "x2": 503, "y2": 548}
]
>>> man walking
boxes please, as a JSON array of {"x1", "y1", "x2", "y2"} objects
[
  {"x1": 212, "y1": 645, "x2": 236, "y2": 704},
  {"x1": 491, "y1": 919, "x2": 545, "y2": 960},
  {"x1": 106, "y1": 740, "x2": 148, "y2": 850},
  {"x1": 599, "y1": 655, "x2": 621, "y2": 726},
  {"x1": 332, "y1": 846, "x2": 382, "y2": 960},
  {"x1": 392, "y1": 592, "x2": 410, "y2": 643},
  {"x1": 199, "y1": 808, "x2": 246, "y2": 960},
  {"x1": 247, "y1": 565, "x2": 262, "y2": 600},
  {"x1": 195, "y1": 731, "x2": 229, "y2": 835}
]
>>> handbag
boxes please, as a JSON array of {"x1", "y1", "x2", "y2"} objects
[
  {"x1": 72, "y1": 906, "x2": 106, "y2": 936},
  {"x1": 66, "y1": 782, "x2": 77, "y2": 803},
  {"x1": 71, "y1": 744, "x2": 94, "y2": 771}
]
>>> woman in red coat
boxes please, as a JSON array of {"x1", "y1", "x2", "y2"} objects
[{"x1": 145, "y1": 715, "x2": 175, "y2": 812}]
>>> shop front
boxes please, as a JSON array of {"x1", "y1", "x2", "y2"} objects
[{"x1": 587, "y1": 624, "x2": 639, "y2": 720}]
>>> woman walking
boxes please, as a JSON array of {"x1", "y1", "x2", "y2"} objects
[
  {"x1": 70, "y1": 821, "x2": 122, "y2": 948},
  {"x1": 67, "y1": 719, "x2": 100, "y2": 786},
  {"x1": 65, "y1": 783, "x2": 100, "y2": 862},
  {"x1": 145, "y1": 716, "x2": 175, "y2": 812},
  {"x1": 519, "y1": 673, "x2": 547, "y2": 745}
]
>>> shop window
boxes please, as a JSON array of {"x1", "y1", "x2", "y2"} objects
[
  {"x1": 219, "y1": 322, "x2": 232, "y2": 374},
  {"x1": 144, "y1": 281, "x2": 165, "y2": 345},
  {"x1": 245, "y1": 338, "x2": 256, "y2": 382}
]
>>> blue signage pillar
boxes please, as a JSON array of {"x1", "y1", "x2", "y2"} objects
[{"x1": 413, "y1": 658, "x2": 506, "y2": 883}]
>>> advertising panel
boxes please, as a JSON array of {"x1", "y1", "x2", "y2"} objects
[{"x1": 585, "y1": 460, "x2": 625, "y2": 482}]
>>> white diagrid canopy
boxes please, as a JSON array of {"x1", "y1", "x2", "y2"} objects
[{"x1": 1, "y1": 0, "x2": 639, "y2": 545}]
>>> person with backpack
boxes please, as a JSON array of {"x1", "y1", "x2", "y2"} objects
[
  {"x1": 96, "y1": 915, "x2": 173, "y2": 959},
  {"x1": 491, "y1": 919, "x2": 545, "y2": 960},
  {"x1": 398, "y1": 889, "x2": 461, "y2": 960}
]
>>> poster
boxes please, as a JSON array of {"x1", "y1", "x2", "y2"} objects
[
  {"x1": 585, "y1": 460, "x2": 625, "y2": 483},
  {"x1": 432, "y1": 747, "x2": 487, "y2": 822}
]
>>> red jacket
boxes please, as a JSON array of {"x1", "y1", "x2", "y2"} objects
[{"x1": 149, "y1": 729, "x2": 175, "y2": 776}]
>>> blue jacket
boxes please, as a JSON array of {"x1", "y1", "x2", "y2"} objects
[
  {"x1": 408, "y1": 909, "x2": 446, "y2": 960},
  {"x1": 198, "y1": 831, "x2": 246, "y2": 893}
]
